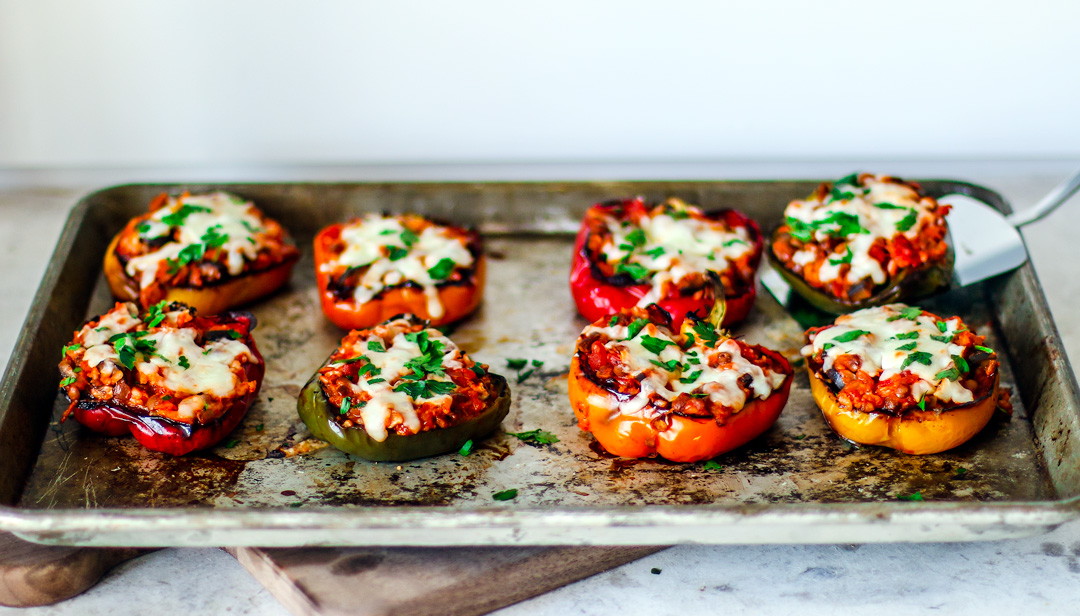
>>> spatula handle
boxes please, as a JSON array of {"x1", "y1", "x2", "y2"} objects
[{"x1": 1006, "y1": 167, "x2": 1080, "y2": 227}]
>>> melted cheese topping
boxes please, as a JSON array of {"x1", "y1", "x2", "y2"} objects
[
  {"x1": 327, "y1": 215, "x2": 474, "y2": 319},
  {"x1": 784, "y1": 176, "x2": 937, "y2": 285},
  {"x1": 581, "y1": 319, "x2": 787, "y2": 420},
  {"x1": 77, "y1": 303, "x2": 255, "y2": 404},
  {"x1": 124, "y1": 192, "x2": 267, "y2": 289},
  {"x1": 336, "y1": 320, "x2": 464, "y2": 442},
  {"x1": 597, "y1": 202, "x2": 753, "y2": 306},
  {"x1": 801, "y1": 304, "x2": 974, "y2": 404}
]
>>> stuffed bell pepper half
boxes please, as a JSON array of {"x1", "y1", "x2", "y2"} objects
[
  {"x1": 58, "y1": 301, "x2": 264, "y2": 455},
  {"x1": 569, "y1": 302, "x2": 792, "y2": 463},
  {"x1": 769, "y1": 173, "x2": 953, "y2": 314},
  {"x1": 570, "y1": 197, "x2": 763, "y2": 329},
  {"x1": 314, "y1": 214, "x2": 485, "y2": 330},
  {"x1": 802, "y1": 304, "x2": 1005, "y2": 454},
  {"x1": 297, "y1": 315, "x2": 510, "y2": 461},
  {"x1": 104, "y1": 191, "x2": 299, "y2": 315}
]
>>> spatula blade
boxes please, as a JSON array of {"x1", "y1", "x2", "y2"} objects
[{"x1": 937, "y1": 194, "x2": 1028, "y2": 287}]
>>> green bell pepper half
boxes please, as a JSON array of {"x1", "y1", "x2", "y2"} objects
[
  {"x1": 767, "y1": 223, "x2": 954, "y2": 316},
  {"x1": 297, "y1": 369, "x2": 512, "y2": 462}
]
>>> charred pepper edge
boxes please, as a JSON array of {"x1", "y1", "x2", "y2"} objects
[
  {"x1": 64, "y1": 312, "x2": 264, "y2": 456},
  {"x1": 297, "y1": 368, "x2": 512, "y2": 462},
  {"x1": 767, "y1": 222, "x2": 955, "y2": 315}
]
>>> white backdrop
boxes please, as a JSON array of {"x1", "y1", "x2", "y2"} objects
[{"x1": 2, "y1": 0, "x2": 1079, "y2": 168}]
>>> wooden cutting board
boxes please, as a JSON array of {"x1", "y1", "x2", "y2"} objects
[
  {"x1": 229, "y1": 545, "x2": 661, "y2": 616},
  {"x1": 0, "y1": 532, "x2": 659, "y2": 613}
]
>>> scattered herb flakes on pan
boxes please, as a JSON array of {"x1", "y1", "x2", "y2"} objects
[
  {"x1": 507, "y1": 429, "x2": 559, "y2": 445},
  {"x1": 492, "y1": 489, "x2": 518, "y2": 501},
  {"x1": 896, "y1": 491, "x2": 925, "y2": 502},
  {"x1": 458, "y1": 439, "x2": 474, "y2": 456},
  {"x1": 702, "y1": 460, "x2": 723, "y2": 471}
]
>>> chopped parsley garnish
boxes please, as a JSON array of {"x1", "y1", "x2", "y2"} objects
[
  {"x1": 918, "y1": 396, "x2": 927, "y2": 410},
  {"x1": 255, "y1": 424, "x2": 264, "y2": 431},
  {"x1": 225, "y1": 439, "x2": 240, "y2": 448},
  {"x1": 785, "y1": 216, "x2": 816, "y2": 243},
  {"x1": 201, "y1": 225, "x2": 229, "y2": 249},
  {"x1": 679, "y1": 370, "x2": 703, "y2": 384},
  {"x1": 890, "y1": 332, "x2": 920, "y2": 340},
  {"x1": 900, "y1": 351, "x2": 933, "y2": 371},
  {"x1": 887, "y1": 306, "x2": 923, "y2": 322},
  {"x1": 822, "y1": 342, "x2": 835, "y2": 351},
  {"x1": 625, "y1": 228, "x2": 646, "y2": 248},
  {"x1": 59, "y1": 376, "x2": 76, "y2": 387},
  {"x1": 61, "y1": 344, "x2": 81, "y2": 358},
  {"x1": 470, "y1": 364, "x2": 487, "y2": 377},
  {"x1": 640, "y1": 335, "x2": 676, "y2": 355},
  {"x1": 368, "y1": 340, "x2": 385, "y2": 352},
  {"x1": 974, "y1": 345, "x2": 994, "y2": 354},
  {"x1": 136, "y1": 221, "x2": 153, "y2": 235},
  {"x1": 400, "y1": 229, "x2": 419, "y2": 247},
  {"x1": 385, "y1": 245, "x2": 409, "y2": 261},
  {"x1": 722, "y1": 238, "x2": 748, "y2": 248},
  {"x1": 394, "y1": 379, "x2": 456, "y2": 399},
  {"x1": 608, "y1": 315, "x2": 619, "y2": 327},
  {"x1": 896, "y1": 492, "x2": 924, "y2": 502},
  {"x1": 615, "y1": 262, "x2": 649, "y2": 281},
  {"x1": 167, "y1": 243, "x2": 206, "y2": 274},
  {"x1": 829, "y1": 187, "x2": 857, "y2": 202},
  {"x1": 458, "y1": 439, "x2": 474, "y2": 456},
  {"x1": 626, "y1": 318, "x2": 648, "y2": 340},
  {"x1": 935, "y1": 321, "x2": 948, "y2": 334},
  {"x1": 339, "y1": 398, "x2": 352, "y2": 415},
  {"x1": 492, "y1": 489, "x2": 518, "y2": 501},
  {"x1": 831, "y1": 329, "x2": 870, "y2": 343},
  {"x1": 427, "y1": 258, "x2": 456, "y2": 280},
  {"x1": 952, "y1": 354, "x2": 969, "y2": 373},
  {"x1": 896, "y1": 342, "x2": 918, "y2": 352},
  {"x1": 644, "y1": 246, "x2": 666, "y2": 258},
  {"x1": 160, "y1": 203, "x2": 212, "y2": 227},
  {"x1": 650, "y1": 359, "x2": 682, "y2": 372},
  {"x1": 241, "y1": 220, "x2": 261, "y2": 234},
  {"x1": 703, "y1": 460, "x2": 723, "y2": 471},
  {"x1": 930, "y1": 334, "x2": 953, "y2": 343},
  {"x1": 222, "y1": 330, "x2": 242, "y2": 340},
  {"x1": 691, "y1": 320, "x2": 720, "y2": 348},
  {"x1": 955, "y1": 467, "x2": 968, "y2": 477},
  {"x1": 828, "y1": 247, "x2": 853, "y2": 266},
  {"x1": 874, "y1": 202, "x2": 908, "y2": 210},
  {"x1": 178, "y1": 355, "x2": 190, "y2": 369},
  {"x1": 934, "y1": 366, "x2": 960, "y2": 381},
  {"x1": 108, "y1": 331, "x2": 158, "y2": 370},
  {"x1": 332, "y1": 356, "x2": 366, "y2": 365},
  {"x1": 895, "y1": 209, "x2": 918, "y2": 232},
  {"x1": 507, "y1": 358, "x2": 528, "y2": 370},
  {"x1": 507, "y1": 429, "x2": 560, "y2": 445},
  {"x1": 834, "y1": 173, "x2": 858, "y2": 187},
  {"x1": 514, "y1": 361, "x2": 544, "y2": 384},
  {"x1": 818, "y1": 211, "x2": 867, "y2": 237},
  {"x1": 356, "y1": 361, "x2": 383, "y2": 379},
  {"x1": 367, "y1": 377, "x2": 386, "y2": 384},
  {"x1": 144, "y1": 301, "x2": 169, "y2": 328}
]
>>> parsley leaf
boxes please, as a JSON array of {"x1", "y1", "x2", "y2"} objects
[
  {"x1": 691, "y1": 320, "x2": 720, "y2": 348},
  {"x1": 507, "y1": 429, "x2": 560, "y2": 445},
  {"x1": 492, "y1": 489, "x2": 518, "y2": 501},
  {"x1": 59, "y1": 376, "x2": 76, "y2": 387},
  {"x1": 936, "y1": 320, "x2": 949, "y2": 333},
  {"x1": 458, "y1": 439, "x2": 474, "y2": 456},
  {"x1": 178, "y1": 355, "x2": 190, "y2": 369},
  {"x1": 650, "y1": 358, "x2": 682, "y2": 372},
  {"x1": 368, "y1": 340, "x2": 385, "y2": 352},
  {"x1": 679, "y1": 370, "x2": 703, "y2": 384},
  {"x1": 900, "y1": 351, "x2": 933, "y2": 371},
  {"x1": 160, "y1": 204, "x2": 212, "y2": 227},
  {"x1": 625, "y1": 228, "x2": 646, "y2": 247},
  {"x1": 834, "y1": 173, "x2": 859, "y2": 187},
  {"x1": 890, "y1": 331, "x2": 920, "y2": 340},
  {"x1": 201, "y1": 224, "x2": 229, "y2": 249},
  {"x1": 818, "y1": 211, "x2": 867, "y2": 237},
  {"x1": 722, "y1": 238, "x2": 748, "y2": 248},
  {"x1": 831, "y1": 329, "x2": 870, "y2": 343},
  {"x1": 640, "y1": 335, "x2": 676, "y2": 355},
  {"x1": 507, "y1": 358, "x2": 528, "y2": 370},
  {"x1": 339, "y1": 398, "x2": 352, "y2": 415},
  {"x1": 974, "y1": 345, "x2": 994, "y2": 354},
  {"x1": 61, "y1": 343, "x2": 81, "y2": 358},
  {"x1": 935, "y1": 367, "x2": 960, "y2": 381},
  {"x1": 887, "y1": 306, "x2": 923, "y2": 322},
  {"x1": 608, "y1": 315, "x2": 619, "y2": 327},
  {"x1": 896, "y1": 492, "x2": 925, "y2": 502},
  {"x1": 394, "y1": 379, "x2": 456, "y2": 399},
  {"x1": 703, "y1": 460, "x2": 723, "y2": 471},
  {"x1": 108, "y1": 331, "x2": 157, "y2": 370},
  {"x1": 918, "y1": 396, "x2": 927, "y2": 410},
  {"x1": 896, "y1": 342, "x2": 918, "y2": 352},
  {"x1": 874, "y1": 202, "x2": 907, "y2": 210},
  {"x1": 427, "y1": 257, "x2": 456, "y2": 280},
  {"x1": 167, "y1": 243, "x2": 206, "y2": 274},
  {"x1": 930, "y1": 334, "x2": 953, "y2": 343},
  {"x1": 470, "y1": 364, "x2": 487, "y2": 378},
  {"x1": 626, "y1": 318, "x2": 648, "y2": 340},
  {"x1": 356, "y1": 361, "x2": 382, "y2": 379},
  {"x1": 896, "y1": 209, "x2": 918, "y2": 232},
  {"x1": 615, "y1": 261, "x2": 649, "y2": 281},
  {"x1": 952, "y1": 354, "x2": 969, "y2": 373},
  {"x1": 400, "y1": 229, "x2": 419, "y2": 247},
  {"x1": 785, "y1": 216, "x2": 816, "y2": 243},
  {"x1": 644, "y1": 246, "x2": 666, "y2": 258},
  {"x1": 385, "y1": 245, "x2": 408, "y2": 261}
]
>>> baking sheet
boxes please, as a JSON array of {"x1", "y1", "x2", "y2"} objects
[{"x1": 1, "y1": 180, "x2": 1077, "y2": 547}]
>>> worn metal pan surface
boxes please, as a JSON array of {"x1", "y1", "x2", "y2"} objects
[{"x1": 0, "y1": 180, "x2": 1077, "y2": 547}]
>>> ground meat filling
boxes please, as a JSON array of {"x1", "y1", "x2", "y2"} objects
[
  {"x1": 584, "y1": 197, "x2": 759, "y2": 306},
  {"x1": 319, "y1": 214, "x2": 482, "y2": 320},
  {"x1": 58, "y1": 301, "x2": 259, "y2": 425},
  {"x1": 802, "y1": 304, "x2": 998, "y2": 415},
  {"x1": 114, "y1": 191, "x2": 299, "y2": 306},
  {"x1": 575, "y1": 306, "x2": 789, "y2": 426},
  {"x1": 317, "y1": 317, "x2": 495, "y2": 442},
  {"x1": 771, "y1": 174, "x2": 951, "y2": 303}
]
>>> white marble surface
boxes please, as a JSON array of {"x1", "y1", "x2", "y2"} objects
[{"x1": 1, "y1": 161, "x2": 1078, "y2": 615}]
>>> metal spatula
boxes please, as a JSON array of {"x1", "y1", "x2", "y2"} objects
[{"x1": 761, "y1": 168, "x2": 1080, "y2": 322}]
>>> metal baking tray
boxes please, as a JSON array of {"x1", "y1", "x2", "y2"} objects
[{"x1": 1, "y1": 180, "x2": 1078, "y2": 547}]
